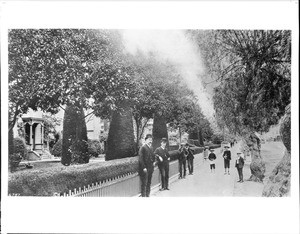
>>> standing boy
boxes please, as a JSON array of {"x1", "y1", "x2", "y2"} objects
[
  {"x1": 235, "y1": 152, "x2": 245, "y2": 182},
  {"x1": 223, "y1": 146, "x2": 231, "y2": 175},
  {"x1": 208, "y1": 148, "x2": 217, "y2": 173}
]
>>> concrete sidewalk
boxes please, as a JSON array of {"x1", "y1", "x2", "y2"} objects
[{"x1": 153, "y1": 143, "x2": 263, "y2": 197}]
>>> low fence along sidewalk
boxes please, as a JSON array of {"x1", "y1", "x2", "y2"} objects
[{"x1": 61, "y1": 153, "x2": 202, "y2": 197}]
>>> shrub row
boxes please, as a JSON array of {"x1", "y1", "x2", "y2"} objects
[
  {"x1": 8, "y1": 147, "x2": 204, "y2": 196},
  {"x1": 169, "y1": 146, "x2": 203, "y2": 161},
  {"x1": 8, "y1": 156, "x2": 140, "y2": 196},
  {"x1": 205, "y1": 144, "x2": 221, "y2": 150},
  {"x1": 50, "y1": 139, "x2": 103, "y2": 158},
  {"x1": 187, "y1": 139, "x2": 201, "y2": 147}
]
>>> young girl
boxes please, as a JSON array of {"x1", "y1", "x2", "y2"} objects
[{"x1": 208, "y1": 149, "x2": 217, "y2": 173}]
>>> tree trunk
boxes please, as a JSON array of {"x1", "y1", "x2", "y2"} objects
[
  {"x1": 241, "y1": 131, "x2": 266, "y2": 182},
  {"x1": 262, "y1": 104, "x2": 291, "y2": 196},
  {"x1": 106, "y1": 101, "x2": 136, "y2": 161},
  {"x1": 152, "y1": 113, "x2": 168, "y2": 150},
  {"x1": 134, "y1": 116, "x2": 141, "y2": 152},
  {"x1": 9, "y1": 128, "x2": 15, "y2": 155},
  {"x1": 179, "y1": 126, "x2": 182, "y2": 144},
  {"x1": 198, "y1": 127, "x2": 204, "y2": 146}
]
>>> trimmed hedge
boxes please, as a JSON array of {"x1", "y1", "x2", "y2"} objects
[
  {"x1": 169, "y1": 146, "x2": 203, "y2": 161},
  {"x1": 8, "y1": 147, "x2": 204, "y2": 196},
  {"x1": 169, "y1": 145, "x2": 179, "y2": 151},
  {"x1": 8, "y1": 156, "x2": 139, "y2": 196},
  {"x1": 204, "y1": 144, "x2": 221, "y2": 150}
]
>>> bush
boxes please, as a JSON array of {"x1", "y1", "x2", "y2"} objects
[
  {"x1": 211, "y1": 134, "x2": 223, "y2": 144},
  {"x1": 51, "y1": 139, "x2": 62, "y2": 157},
  {"x1": 14, "y1": 137, "x2": 28, "y2": 159},
  {"x1": 9, "y1": 153, "x2": 23, "y2": 172},
  {"x1": 70, "y1": 139, "x2": 90, "y2": 164},
  {"x1": 88, "y1": 139, "x2": 102, "y2": 157}
]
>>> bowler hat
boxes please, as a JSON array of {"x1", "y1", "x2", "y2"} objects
[
  {"x1": 161, "y1": 138, "x2": 168, "y2": 143},
  {"x1": 145, "y1": 134, "x2": 152, "y2": 140}
]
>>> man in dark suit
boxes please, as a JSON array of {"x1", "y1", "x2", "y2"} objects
[
  {"x1": 178, "y1": 144, "x2": 187, "y2": 179},
  {"x1": 235, "y1": 152, "x2": 245, "y2": 182},
  {"x1": 154, "y1": 138, "x2": 170, "y2": 190},
  {"x1": 139, "y1": 134, "x2": 155, "y2": 197},
  {"x1": 184, "y1": 143, "x2": 195, "y2": 175}
]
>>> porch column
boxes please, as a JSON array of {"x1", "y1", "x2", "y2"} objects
[
  {"x1": 41, "y1": 123, "x2": 44, "y2": 150},
  {"x1": 29, "y1": 122, "x2": 33, "y2": 150}
]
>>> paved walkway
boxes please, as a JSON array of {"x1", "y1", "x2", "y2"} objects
[{"x1": 153, "y1": 142, "x2": 261, "y2": 197}]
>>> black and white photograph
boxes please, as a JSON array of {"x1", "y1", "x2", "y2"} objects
[
  {"x1": 6, "y1": 28, "x2": 293, "y2": 198},
  {"x1": 1, "y1": 1, "x2": 299, "y2": 234}
]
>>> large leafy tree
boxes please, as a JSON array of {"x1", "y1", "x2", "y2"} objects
[
  {"x1": 191, "y1": 30, "x2": 291, "y2": 182},
  {"x1": 8, "y1": 29, "x2": 132, "y2": 132},
  {"x1": 128, "y1": 53, "x2": 189, "y2": 149}
]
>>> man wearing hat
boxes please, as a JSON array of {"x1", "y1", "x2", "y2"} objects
[
  {"x1": 223, "y1": 146, "x2": 232, "y2": 175},
  {"x1": 208, "y1": 148, "x2": 217, "y2": 172},
  {"x1": 235, "y1": 152, "x2": 245, "y2": 182},
  {"x1": 178, "y1": 144, "x2": 187, "y2": 179},
  {"x1": 139, "y1": 134, "x2": 155, "y2": 197},
  {"x1": 183, "y1": 143, "x2": 195, "y2": 175},
  {"x1": 154, "y1": 138, "x2": 171, "y2": 190}
]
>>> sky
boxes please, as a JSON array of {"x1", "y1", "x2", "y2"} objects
[{"x1": 121, "y1": 30, "x2": 216, "y2": 122}]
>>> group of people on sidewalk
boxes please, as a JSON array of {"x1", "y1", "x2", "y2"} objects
[
  {"x1": 138, "y1": 134, "x2": 244, "y2": 197},
  {"x1": 203, "y1": 145, "x2": 245, "y2": 183},
  {"x1": 138, "y1": 134, "x2": 171, "y2": 197},
  {"x1": 138, "y1": 134, "x2": 195, "y2": 197}
]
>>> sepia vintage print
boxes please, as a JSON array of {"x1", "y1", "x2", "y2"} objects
[{"x1": 1, "y1": 1, "x2": 299, "y2": 234}]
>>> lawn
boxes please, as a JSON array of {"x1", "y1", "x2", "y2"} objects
[{"x1": 10, "y1": 155, "x2": 105, "y2": 174}]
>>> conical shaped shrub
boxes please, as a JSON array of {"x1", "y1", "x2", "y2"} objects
[
  {"x1": 152, "y1": 113, "x2": 169, "y2": 150},
  {"x1": 106, "y1": 101, "x2": 136, "y2": 161},
  {"x1": 62, "y1": 104, "x2": 89, "y2": 165}
]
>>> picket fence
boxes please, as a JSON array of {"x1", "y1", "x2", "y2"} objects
[{"x1": 60, "y1": 154, "x2": 202, "y2": 197}]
